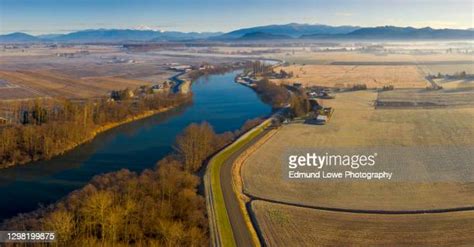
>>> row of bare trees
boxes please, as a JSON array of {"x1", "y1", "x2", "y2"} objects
[
  {"x1": 254, "y1": 78, "x2": 311, "y2": 117},
  {"x1": 174, "y1": 118, "x2": 263, "y2": 172},
  {"x1": 254, "y1": 78, "x2": 290, "y2": 107},
  {"x1": 0, "y1": 92, "x2": 191, "y2": 168},
  {"x1": 3, "y1": 160, "x2": 208, "y2": 246},
  {"x1": 248, "y1": 60, "x2": 273, "y2": 76},
  {"x1": 175, "y1": 122, "x2": 227, "y2": 172},
  {"x1": 289, "y1": 93, "x2": 311, "y2": 117},
  {"x1": 187, "y1": 64, "x2": 237, "y2": 81},
  {"x1": 2, "y1": 119, "x2": 264, "y2": 246}
]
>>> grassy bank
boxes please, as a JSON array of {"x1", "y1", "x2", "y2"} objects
[
  {"x1": 232, "y1": 125, "x2": 277, "y2": 247},
  {"x1": 205, "y1": 119, "x2": 270, "y2": 247}
]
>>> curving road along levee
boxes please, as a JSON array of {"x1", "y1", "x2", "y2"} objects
[{"x1": 205, "y1": 118, "x2": 273, "y2": 247}]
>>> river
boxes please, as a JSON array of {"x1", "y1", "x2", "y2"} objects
[{"x1": 0, "y1": 70, "x2": 271, "y2": 222}]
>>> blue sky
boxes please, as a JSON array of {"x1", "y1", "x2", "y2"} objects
[{"x1": 0, "y1": 0, "x2": 473, "y2": 34}]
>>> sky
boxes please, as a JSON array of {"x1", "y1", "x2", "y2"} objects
[{"x1": 0, "y1": 0, "x2": 473, "y2": 34}]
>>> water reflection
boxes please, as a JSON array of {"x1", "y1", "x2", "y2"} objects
[{"x1": 0, "y1": 70, "x2": 271, "y2": 222}]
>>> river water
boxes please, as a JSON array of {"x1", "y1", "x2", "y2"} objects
[{"x1": 0, "y1": 70, "x2": 271, "y2": 222}]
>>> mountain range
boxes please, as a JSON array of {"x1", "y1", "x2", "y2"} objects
[
  {"x1": 0, "y1": 32, "x2": 41, "y2": 43},
  {"x1": 217, "y1": 23, "x2": 360, "y2": 39},
  {"x1": 301, "y1": 26, "x2": 474, "y2": 40},
  {"x1": 0, "y1": 29, "x2": 221, "y2": 43},
  {"x1": 1, "y1": 24, "x2": 473, "y2": 43}
]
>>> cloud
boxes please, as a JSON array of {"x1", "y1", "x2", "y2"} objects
[{"x1": 335, "y1": 12, "x2": 353, "y2": 17}]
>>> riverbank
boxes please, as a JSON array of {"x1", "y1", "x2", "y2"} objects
[
  {"x1": 0, "y1": 68, "x2": 272, "y2": 224},
  {"x1": 0, "y1": 97, "x2": 191, "y2": 169},
  {"x1": 234, "y1": 59, "x2": 284, "y2": 88},
  {"x1": 0, "y1": 63, "x2": 247, "y2": 170},
  {"x1": 0, "y1": 68, "x2": 194, "y2": 169}
]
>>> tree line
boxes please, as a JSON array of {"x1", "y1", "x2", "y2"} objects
[
  {"x1": 254, "y1": 78, "x2": 290, "y2": 107},
  {"x1": 2, "y1": 119, "x2": 264, "y2": 246},
  {"x1": 0, "y1": 92, "x2": 191, "y2": 168},
  {"x1": 249, "y1": 60, "x2": 273, "y2": 76},
  {"x1": 253, "y1": 78, "x2": 310, "y2": 117},
  {"x1": 188, "y1": 64, "x2": 239, "y2": 82}
]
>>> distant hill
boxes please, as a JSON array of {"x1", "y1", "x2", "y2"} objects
[
  {"x1": 217, "y1": 23, "x2": 359, "y2": 40},
  {"x1": 54, "y1": 29, "x2": 221, "y2": 42},
  {"x1": 55, "y1": 29, "x2": 161, "y2": 42},
  {"x1": 237, "y1": 32, "x2": 292, "y2": 40},
  {"x1": 1, "y1": 24, "x2": 473, "y2": 43},
  {"x1": 0, "y1": 29, "x2": 221, "y2": 43},
  {"x1": 0, "y1": 32, "x2": 40, "y2": 43},
  {"x1": 36, "y1": 34, "x2": 63, "y2": 40},
  {"x1": 302, "y1": 26, "x2": 474, "y2": 40},
  {"x1": 150, "y1": 31, "x2": 223, "y2": 41}
]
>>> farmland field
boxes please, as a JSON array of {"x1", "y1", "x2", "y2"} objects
[
  {"x1": 0, "y1": 87, "x2": 43, "y2": 100},
  {"x1": 272, "y1": 64, "x2": 429, "y2": 88},
  {"x1": 0, "y1": 45, "x2": 244, "y2": 101},
  {"x1": 269, "y1": 49, "x2": 474, "y2": 65},
  {"x1": 418, "y1": 64, "x2": 474, "y2": 75},
  {"x1": 241, "y1": 46, "x2": 474, "y2": 245},
  {"x1": 242, "y1": 90, "x2": 474, "y2": 210},
  {"x1": 0, "y1": 46, "x2": 173, "y2": 100},
  {"x1": 0, "y1": 70, "x2": 153, "y2": 99},
  {"x1": 438, "y1": 79, "x2": 474, "y2": 91},
  {"x1": 376, "y1": 88, "x2": 474, "y2": 108},
  {"x1": 252, "y1": 200, "x2": 474, "y2": 247}
]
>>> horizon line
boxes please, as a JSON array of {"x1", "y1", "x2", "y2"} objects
[{"x1": 2, "y1": 23, "x2": 474, "y2": 36}]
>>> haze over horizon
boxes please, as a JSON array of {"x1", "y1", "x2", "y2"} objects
[{"x1": 0, "y1": 0, "x2": 473, "y2": 35}]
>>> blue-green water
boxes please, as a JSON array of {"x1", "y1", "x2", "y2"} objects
[{"x1": 0, "y1": 70, "x2": 271, "y2": 222}]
